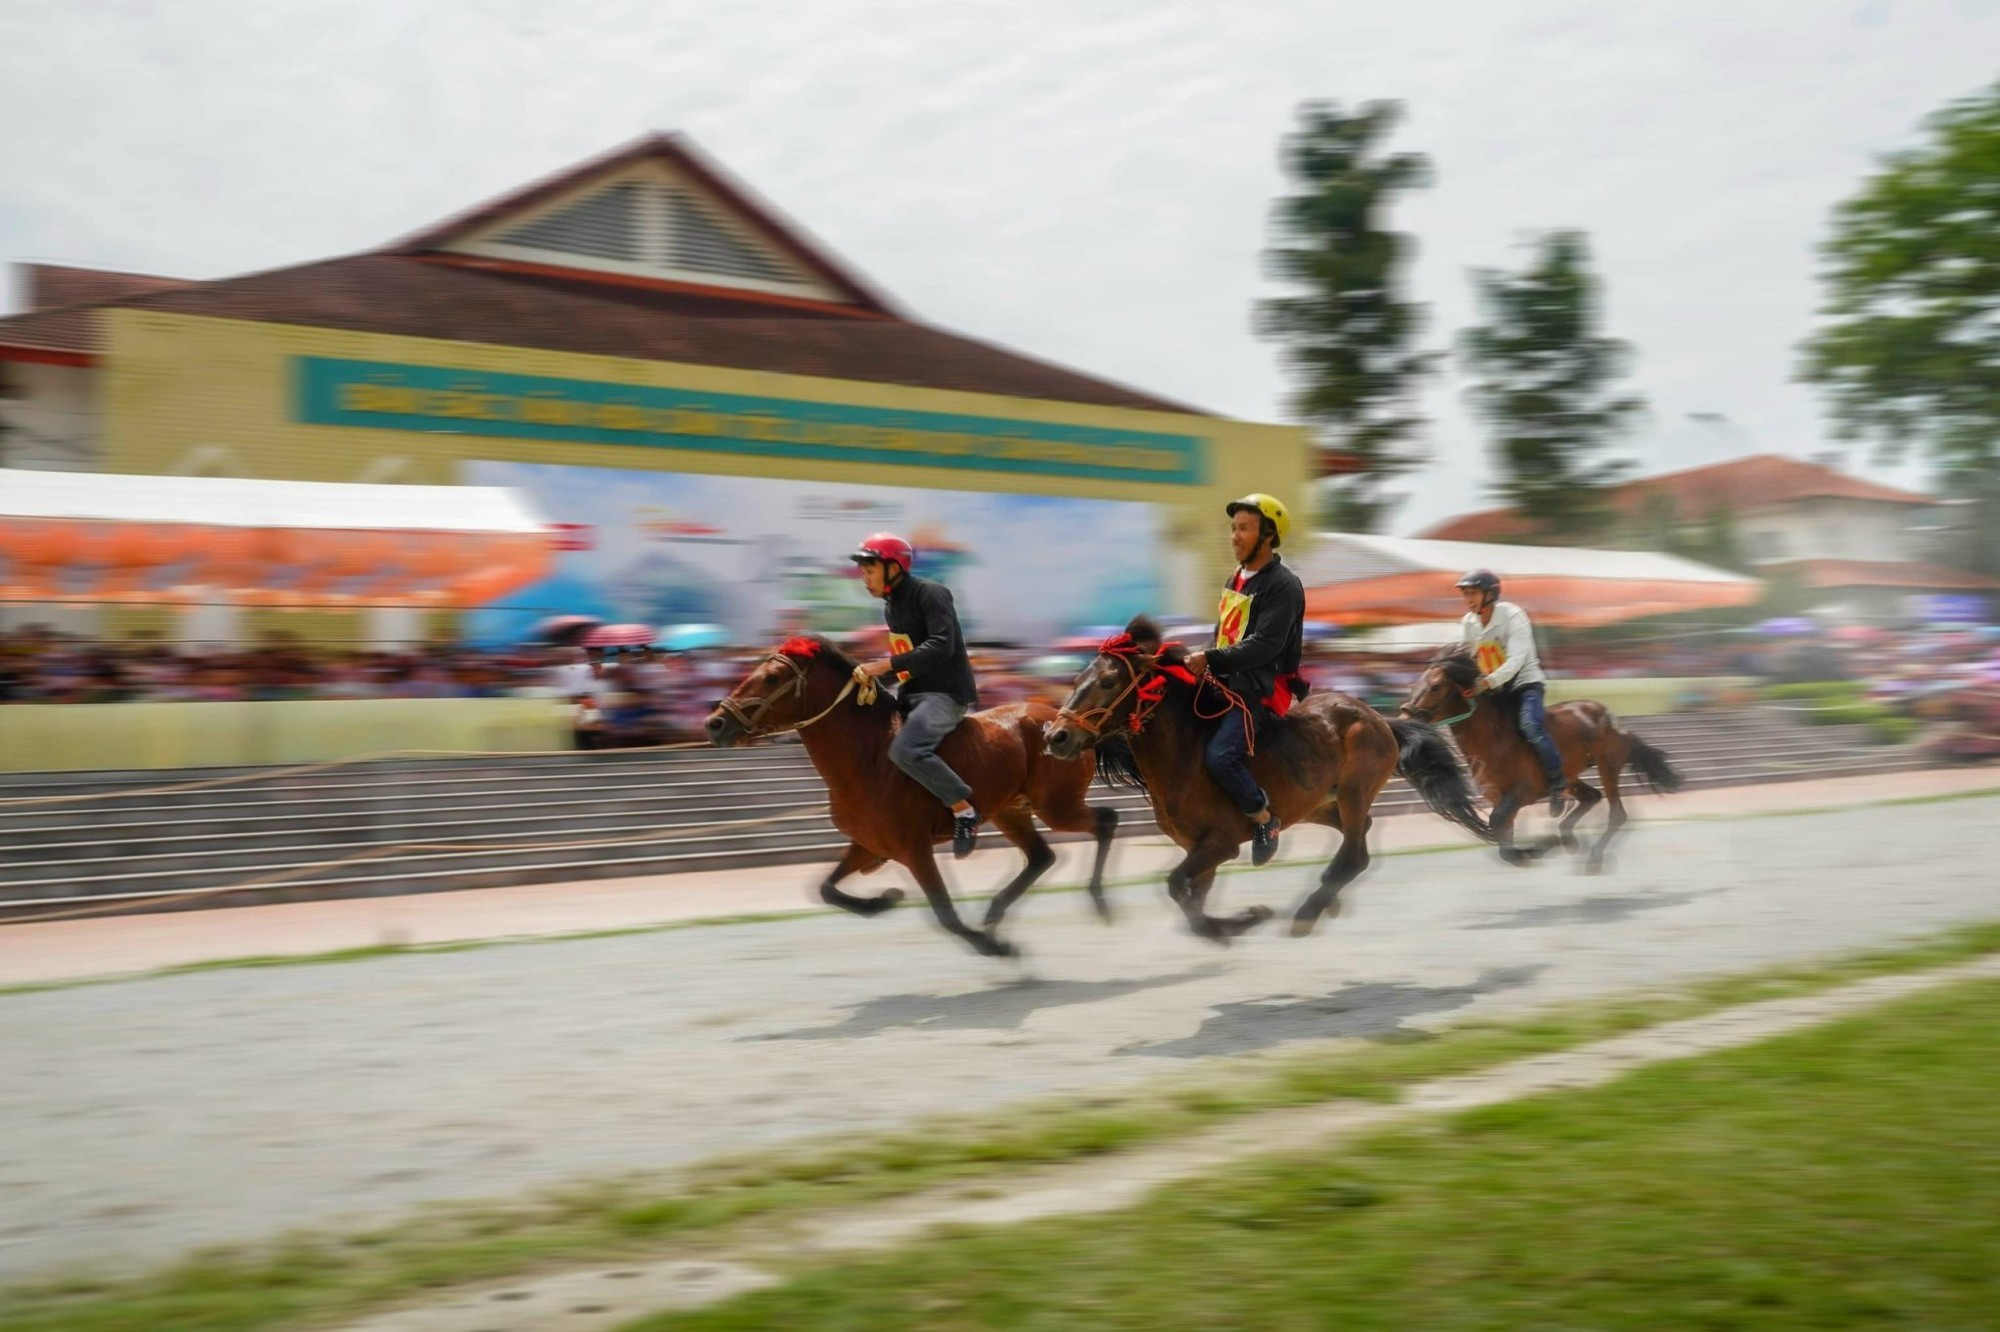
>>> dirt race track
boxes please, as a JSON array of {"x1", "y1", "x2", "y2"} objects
[{"x1": 2, "y1": 791, "x2": 1996, "y2": 1282}]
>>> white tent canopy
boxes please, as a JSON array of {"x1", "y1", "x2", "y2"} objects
[
  {"x1": 0, "y1": 468, "x2": 547, "y2": 533},
  {"x1": 1294, "y1": 533, "x2": 1762, "y2": 627}
]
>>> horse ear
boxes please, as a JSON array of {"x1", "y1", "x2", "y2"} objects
[{"x1": 1124, "y1": 615, "x2": 1162, "y2": 653}]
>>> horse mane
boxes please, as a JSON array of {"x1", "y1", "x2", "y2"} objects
[
  {"x1": 775, "y1": 635, "x2": 894, "y2": 711},
  {"x1": 1430, "y1": 643, "x2": 1482, "y2": 688}
]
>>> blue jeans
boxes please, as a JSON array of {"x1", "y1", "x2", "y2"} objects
[
  {"x1": 890, "y1": 692, "x2": 974, "y2": 808},
  {"x1": 1511, "y1": 683, "x2": 1565, "y2": 791},
  {"x1": 1204, "y1": 701, "x2": 1272, "y2": 816}
]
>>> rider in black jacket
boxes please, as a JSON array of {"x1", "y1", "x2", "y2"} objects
[
  {"x1": 851, "y1": 532, "x2": 984, "y2": 858},
  {"x1": 1186, "y1": 493, "x2": 1307, "y2": 867}
]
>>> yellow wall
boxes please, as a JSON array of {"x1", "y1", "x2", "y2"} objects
[
  {"x1": 101, "y1": 310, "x2": 1311, "y2": 613},
  {"x1": 0, "y1": 698, "x2": 571, "y2": 772}
]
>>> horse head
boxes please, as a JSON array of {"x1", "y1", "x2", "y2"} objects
[
  {"x1": 705, "y1": 636, "x2": 859, "y2": 746},
  {"x1": 1045, "y1": 615, "x2": 1184, "y2": 760},
  {"x1": 1400, "y1": 645, "x2": 1482, "y2": 725}
]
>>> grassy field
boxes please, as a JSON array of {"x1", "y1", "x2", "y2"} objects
[
  {"x1": 630, "y1": 975, "x2": 2000, "y2": 1331},
  {"x1": 2, "y1": 928, "x2": 1996, "y2": 1332}
]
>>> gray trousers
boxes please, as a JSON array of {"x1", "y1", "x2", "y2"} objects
[{"x1": 890, "y1": 692, "x2": 973, "y2": 808}]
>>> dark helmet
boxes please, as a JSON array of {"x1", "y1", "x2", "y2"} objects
[{"x1": 1455, "y1": 569, "x2": 1501, "y2": 598}]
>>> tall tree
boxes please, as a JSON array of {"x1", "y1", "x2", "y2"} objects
[
  {"x1": 1799, "y1": 78, "x2": 2000, "y2": 577},
  {"x1": 1254, "y1": 101, "x2": 1435, "y2": 533},
  {"x1": 1459, "y1": 231, "x2": 1644, "y2": 543}
]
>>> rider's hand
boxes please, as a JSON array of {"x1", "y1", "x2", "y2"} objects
[
  {"x1": 860, "y1": 659, "x2": 895, "y2": 679},
  {"x1": 1472, "y1": 677, "x2": 1492, "y2": 695},
  {"x1": 1185, "y1": 651, "x2": 1209, "y2": 676}
]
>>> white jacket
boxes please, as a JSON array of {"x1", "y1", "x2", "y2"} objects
[{"x1": 1461, "y1": 601, "x2": 1547, "y2": 690}]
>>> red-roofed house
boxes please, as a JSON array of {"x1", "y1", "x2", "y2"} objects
[{"x1": 1415, "y1": 454, "x2": 1996, "y2": 620}]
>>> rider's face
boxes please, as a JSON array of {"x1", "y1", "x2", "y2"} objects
[
  {"x1": 1229, "y1": 510, "x2": 1265, "y2": 564},
  {"x1": 857, "y1": 560, "x2": 891, "y2": 598},
  {"x1": 1461, "y1": 588, "x2": 1486, "y2": 614}
]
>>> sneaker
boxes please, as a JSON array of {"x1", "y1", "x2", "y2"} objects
[
  {"x1": 952, "y1": 811, "x2": 980, "y2": 860},
  {"x1": 1250, "y1": 814, "x2": 1282, "y2": 867}
]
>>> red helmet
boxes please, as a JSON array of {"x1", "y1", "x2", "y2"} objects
[{"x1": 849, "y1": 531, "x2": 913, "y2": 577}]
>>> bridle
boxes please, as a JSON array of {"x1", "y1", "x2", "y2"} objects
[
  {"x1": 1408, "y1": 665, "x2": 1480, "y2": 728},
  {"x1": 714, "y1": 652, "x2": 875, "y2": 738},
  {"x1": 1052, "y1": 633, "x2": 1208, "y2": 744}
]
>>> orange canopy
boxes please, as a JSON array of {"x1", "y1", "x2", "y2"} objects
[
  {"x1": 0, "y1": 470, "x2": 555, "y2": 608},
  {"x1": 1295, "y1": 534, "x2": 1762, "y2": 629}
]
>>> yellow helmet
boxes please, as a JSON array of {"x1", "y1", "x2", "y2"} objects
[{"x1": 1225, "y1": 493, "x2": 1291, "y2": 547}]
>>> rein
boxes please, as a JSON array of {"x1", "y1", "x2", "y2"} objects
[
  {"x1": 1055, "y1": 633, "x2": 1258, "y2": 754},
  {"x1": 716, "y1": 652, "x2": 879, "y2": 738}
]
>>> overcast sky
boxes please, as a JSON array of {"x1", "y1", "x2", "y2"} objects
[{"x1": 3, "y1": 0, "x2": 1994, "y2": 531}]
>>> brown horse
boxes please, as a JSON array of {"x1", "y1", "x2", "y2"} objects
[
  {"x1": 1043, "y1": 617, "x2": 1492, "y2": 941},
  {"x1": 1400, "y1": 645, "x2": 1685, "y2": 871},
  {"x1": 704, "y1": 636, "x2": 1118, "y2": 958}
]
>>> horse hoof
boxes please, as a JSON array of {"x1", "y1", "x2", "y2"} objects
[
  {"x1": 880, "y1": 888, "x2": 906, "y2": 907},
  {"x1": 1288, "y1": 915, "x2": 1318, "y2": 939},
  {"x1": 971, "y1": 932, "x2": 1017, "y2": 959},
  {"x1": 1241, "y1": 905, "x2": 1275, "y2": 932}
]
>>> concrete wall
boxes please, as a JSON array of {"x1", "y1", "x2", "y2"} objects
[{"x1": 0, "y1": 697, "x2": 571, "y2": 773}]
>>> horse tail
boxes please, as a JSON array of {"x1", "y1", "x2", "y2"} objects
[
  {"x1": 1094, "y1": 734, "x2": 1148, "y2": 791},
  {"x1": 1621, "y1": 729, "x2": 1686, "y2": 794},
  {"x1": 1387, "y1": 717, "x2": 1495, "y2": 843}
]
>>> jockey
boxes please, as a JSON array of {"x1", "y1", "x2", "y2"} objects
[
  {"x1": 1457, "y1": 568, "x2": 1567, "y2": 816},
  {"x1": 851, "y1": 532, "x2": 985, "y2": 858},
  {"x1": 1186, "y1": 493, "x2": 1308, "y2": 866}
]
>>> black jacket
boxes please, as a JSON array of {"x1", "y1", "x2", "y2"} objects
[
  {"x1": 884, "y1": 575, "x2": 979, "y2": 707},
  {"x1": 1206, "y1": 554, "x2": 1307, "y2": 713}
]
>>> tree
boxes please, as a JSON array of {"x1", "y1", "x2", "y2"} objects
[
  {"x1": 1254, "y1": 101, "x2": 1436, "y2": 533},
  {"x1": 1459, "y1": 231, "x2": 1644, "y2": 543},
  {"x1": 1799, "y1": 79, "x2": 2000, "y2": 577}
]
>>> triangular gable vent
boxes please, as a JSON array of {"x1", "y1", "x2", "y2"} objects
[{"x1": 462, "y1": 169, "x2": 833, "y2": 300}]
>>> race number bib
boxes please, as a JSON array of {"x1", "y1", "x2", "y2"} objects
[
  {"x1": 889, "y1": 632, "x2": 914, "y2": 683},
  {"x1": 1476, "y1": 641, "x2": 1507, "y2": 675},
  {"x1": 1215, "y1": 589, "x2": 1253, "y2": 649}
]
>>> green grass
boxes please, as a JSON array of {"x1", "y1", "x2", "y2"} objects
[
  {"x1": 630, "y1": 974, "x2": 2000, "y2": 1331},
  {"x1": 4, "y1": 921, "x2": 1999, "y2": 1332}
]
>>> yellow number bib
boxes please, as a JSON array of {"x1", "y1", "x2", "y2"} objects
[
  {"x1": 1215, "y1": 589, "x2": 1253, "y2": 649},
  {"x1": 889, "y1": 632, "x2": 914, "y2": 683},
  {"x1": 1476, "y1": 641, "x2": 1507, "y2": 675}
]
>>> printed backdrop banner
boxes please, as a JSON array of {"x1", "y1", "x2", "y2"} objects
[{"x1": 464, "y1": 461, "x2": 1165, "y2": 647}]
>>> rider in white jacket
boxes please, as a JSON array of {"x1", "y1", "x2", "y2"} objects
[{"x1": 1457, "y1": 569, "x2": 1566, "y2": 815}]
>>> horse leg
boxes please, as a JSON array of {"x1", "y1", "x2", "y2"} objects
[
  {"x1": 1492, "y1": 792, "x2": 1536, "y2": 867},
  {"x1": 1167, "y1": 836, "x2": 1272, "y2": 945},
  {"x1": 981, "y1": 808, "x2": 1058, "y2": 933},
  {"x1": 1290, "y1": 787, "x2": 1375, "y2": 937},
  {"x1": 1035, "y1": 787, "x2": 1120, "y2": 924},
  {"x1": 1558, "y1": 781, "x2": 1603, "y2": 856},
  {"x1": 817, "y1": 842, "x2": 900, "y2": 916},
  {"x1": 903, "y1": 842, "x2": 1016, "y2": 959},
  {"x1": 1586, "y1": 763, "x2": 1628, "y2": 874}
]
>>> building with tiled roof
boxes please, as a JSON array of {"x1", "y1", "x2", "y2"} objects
[
  {"x1": 1416, "y1": 453, "x2": 1996, "y2": 621},
  {"x1": 0, "y1": 134, "x2": 1318, "y2": 640}
]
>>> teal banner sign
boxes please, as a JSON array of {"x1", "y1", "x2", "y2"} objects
[{"x1": 293, "y1": 357, "x2": 1206, "y2": 485}]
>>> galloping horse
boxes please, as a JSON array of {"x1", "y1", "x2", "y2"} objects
[
  {"x1": 1400, "y1": 645, "x2": 1685, "y2": 870},
  {"x1": 705, "y1": 636, "x2": 1118, "y2": 958},
  {"x1": 1044, "y1": 617, "x2": 1492, "y2": 941}
]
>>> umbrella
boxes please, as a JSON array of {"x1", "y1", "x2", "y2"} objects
[
  {"x1": 581, "y1": 623, "x2": 656, "y2": 648},
  {"x1": 657, "y1": 623, "x2": 730, "y2": 652},
  {"x1": 531, "y1": 614, "x2": 601, "y2": 646}
]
